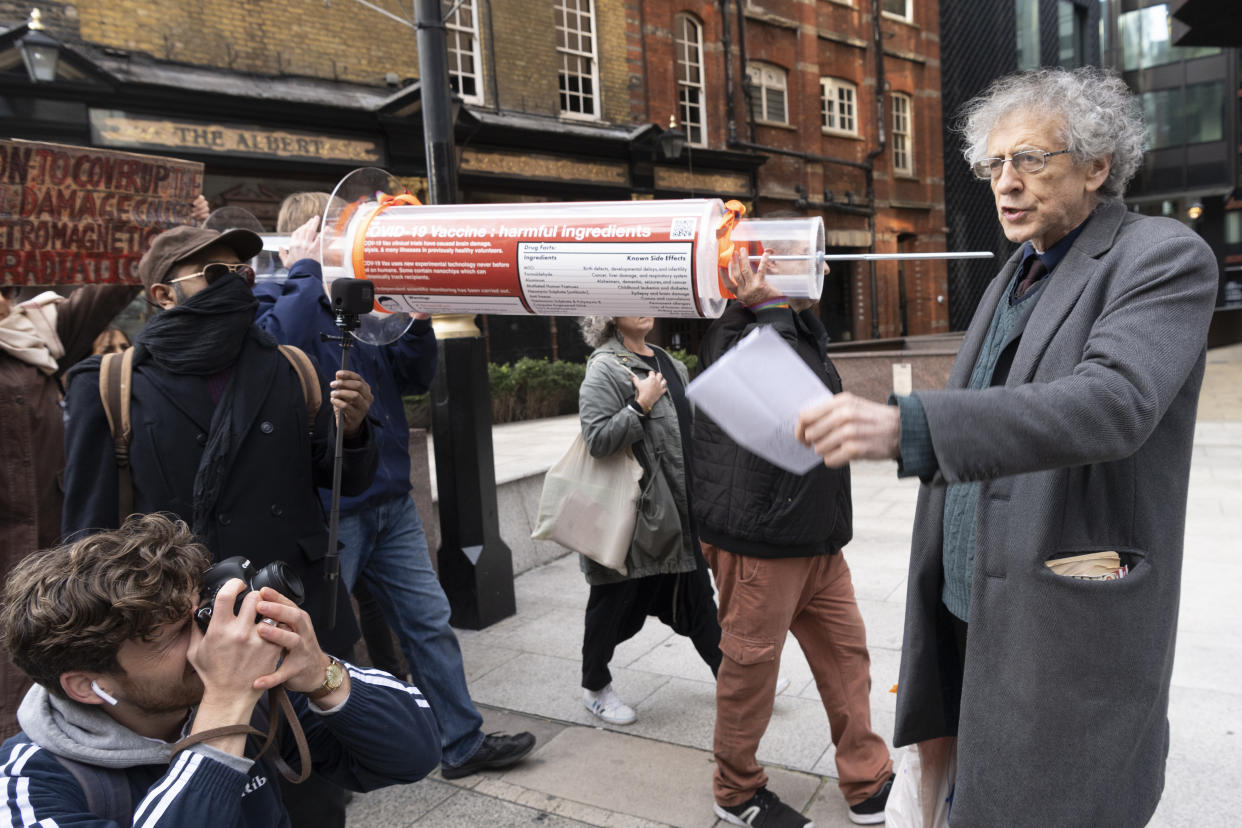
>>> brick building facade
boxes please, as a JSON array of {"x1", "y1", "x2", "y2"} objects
[
  {"x1": 2, "y1": 0, "x2": 948, "y2": 353},
  {"x1": 630, "y1": 1, "x2": 948, "y2": 343}
]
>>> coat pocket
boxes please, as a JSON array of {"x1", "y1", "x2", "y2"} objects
[
  {"x1": 1028, "y1": 548, "x2": 1157, "y2": 693},
  {"x1": 298, "y1": 531, "x2": 331, "y2": 563},
  {"x1": 630, "y1": 461, "x2": 684, "y2": 566}
]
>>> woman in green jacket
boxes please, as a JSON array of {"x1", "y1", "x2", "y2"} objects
[{"x1": 575, "y1": 315, "x2": 721, "y2": 725}]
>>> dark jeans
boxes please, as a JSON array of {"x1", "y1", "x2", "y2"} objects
[{"x1": 581, "y1": 552, "x2": 722, "y2": 691}]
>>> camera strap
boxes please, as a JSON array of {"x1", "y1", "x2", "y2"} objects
[{"x1": 170, "y1": 687, "x2": 312, "y2": 784}]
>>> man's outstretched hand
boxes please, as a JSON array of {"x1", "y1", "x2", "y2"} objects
[{"x1": 796, "y1": 393, "x2": 901, "y2": 468}]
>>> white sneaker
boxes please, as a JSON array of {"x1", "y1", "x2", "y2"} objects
[
  {"x1": 775, "y1": 675, "x2": 791, "y2": 695},
  {"x1": 583, "y1": 684, "x2": 636, "y2": 725}
]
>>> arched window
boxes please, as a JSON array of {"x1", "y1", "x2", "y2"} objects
[
  {"x1": 745, "y1": 62, "x2": 788, "y2": 125},
  {"x1": 820, "y1": 77, "x2": 858, "y2": 136},
  {"x1": 675, "y1": 14, "x2": 706, "y2": 145}
]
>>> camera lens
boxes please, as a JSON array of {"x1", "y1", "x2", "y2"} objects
[
  {"x1": 250, "y1": 561, "x2": 306, "y2": 606},
  {"x1": 195, "y1": 556, "x2": 305, "y2": 632}
]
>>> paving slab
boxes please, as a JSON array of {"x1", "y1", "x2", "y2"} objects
[
  {"x1": 497, "y1": 725, "x2": 823, "y2": 828},
  {"x1": 347, "y1": 344, "x2": 1241, "y2": 826},
  {"x1": 346, "y1": 777, "x2": 459, "y2": 828}
]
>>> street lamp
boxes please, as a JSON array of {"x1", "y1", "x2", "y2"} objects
[
  {"x1": 1187, "y1": 201, "x2": 1204, "y2": 221},
  {"x1": 18, "y1": 9, "x2": 60, "y2": 83},
  {"x1": 659, "y1": 115, "x2": 687, "y2": 161}
]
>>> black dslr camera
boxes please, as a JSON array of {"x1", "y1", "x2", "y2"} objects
[{"x1": 194, "y1": 556, "x2": 306, "y2": 633}]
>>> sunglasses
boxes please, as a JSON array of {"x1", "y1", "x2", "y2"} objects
[{"x1": 166, "y1": 262, "x2": 256, "y2": 288}]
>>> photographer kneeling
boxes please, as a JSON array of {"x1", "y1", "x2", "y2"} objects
[{"x1": 0, "y1": 513, "x2": 440, "y2": 826}]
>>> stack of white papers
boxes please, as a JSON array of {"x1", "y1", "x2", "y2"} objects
[{"x1": 686, "y1": 325, "x2": 832, "y2": 474}]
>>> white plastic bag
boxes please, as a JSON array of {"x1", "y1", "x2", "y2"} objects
[
  {"x1": 885, "y1": 739, "x2": 955, "y2": 828},
  {"x1": 531, "y1": 434, "x2": 643, "y2": 575}
]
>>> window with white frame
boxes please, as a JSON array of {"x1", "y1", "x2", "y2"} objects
[
  {"x1": 891, "y1": 92, "x2": 913, "y2": 175},
  {"x1": 745, "y1": 62, "x2": 788, "y2": 125},
  {"x1": 675, "y1": 13, "x2": 706, "y2": 145},
  {"x1": 444, "y1": 0, "x2": 482, "y2": 103},
  {"x1": 882, "y1": 0, "x2": 913, "y2": 22},
  {"x1": 556, "y1": 0, "x2": 599, "y2": 118},
  {"x1": 820, "y1": 77, "x2": 857, "y2": 135}
]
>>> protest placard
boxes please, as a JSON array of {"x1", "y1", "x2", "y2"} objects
[{"x1": 0, "y1": 139, "x2": 203, "y2": 286}]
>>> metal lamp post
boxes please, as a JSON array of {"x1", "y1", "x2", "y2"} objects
[{"x1": 414, "y1": 0, "x2": 515, "y2": 630}]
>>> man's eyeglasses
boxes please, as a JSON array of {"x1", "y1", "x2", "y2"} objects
[
  {"x1": 165, "y1": 262, "x2": 256, "y2": 287},
  {"x1": 971, "y1": 149, "x2": 1072, "y2": 181}
]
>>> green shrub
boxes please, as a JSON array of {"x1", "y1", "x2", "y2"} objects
[
  {"x1": 665, "y1": 348, "x2": 699, "y2": 378},
  {"x1": 403, "y1": 357, "x2": 587, "y2": 426},
  {"x1": 403, "y1": 393, "x2": 430, "y2": 428}
]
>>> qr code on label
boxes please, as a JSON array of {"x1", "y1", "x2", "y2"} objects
[{"x1": 669, "y1": 218, "x2": 696, "y2": 240}]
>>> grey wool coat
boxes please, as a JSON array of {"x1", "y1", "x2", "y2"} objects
[
  {"x1": 577, "y1": 338, "x2": 697, "y2": 585},
  {"x1": 894, "y1": 200, "x2": 1218, "y2": 827}
]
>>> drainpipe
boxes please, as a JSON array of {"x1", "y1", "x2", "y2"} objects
[
  {"x1": 720, "y1": 0, "x2": 737, "y2": 146},
  {"x1": 735, "y1": 0, "x2": 756, "y2": 143},
  {"x1": 484, "y1": 0, "x2": 499, "y2": 112},
  {"x1": 865, "y1": 0, "x2": 887, "y2": 339},
  {"x1": 722, "y1": 1, "x2": 877, "y2": 210}
]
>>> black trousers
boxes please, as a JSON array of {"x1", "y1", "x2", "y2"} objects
[
  {"x1": 933, "y1": 600, "x2": 969, "y2": 735},
  {"x1": 280, "y1": 771, "x2": 346, "y2": 828},
  {"x1": 581, "y1": 553, "x2": 722, "y2": 691},
  {"x1": 353, "y1": 580, "x2": 407, "y2": 679}
]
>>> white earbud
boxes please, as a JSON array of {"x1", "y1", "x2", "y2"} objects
[{"x1": 90, "y1": 680, "x2": 119, "y2": 707}]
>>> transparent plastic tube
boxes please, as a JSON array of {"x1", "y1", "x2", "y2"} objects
[
  {"x1": 322, "y1": 196, "x2": 739, "y2": 318},
  {"x1": 729, "y1": 216, "x2": 825, "y2": 299}
]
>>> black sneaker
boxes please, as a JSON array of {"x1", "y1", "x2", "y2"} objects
[
  {"x1": 714, "y1": 786, "x2": 813, "y2": 828},
  {"x1": 440, "y1": 731, "x2": 536, "y2": 780},
  {"x1": 848, "y1": 773, "x2": 895, "y2": 824}
]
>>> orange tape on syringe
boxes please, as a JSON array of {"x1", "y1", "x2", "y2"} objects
[
  {"x1": 349, "y1": 192, "x2": 423, "y2": 314},
  {"x1": 715, "y1": 199, "x2": 746, "y2": 299}
]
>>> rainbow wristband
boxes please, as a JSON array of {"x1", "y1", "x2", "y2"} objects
[{"x1": 747, "y1": 296, "x2": 790, "y2": 311}]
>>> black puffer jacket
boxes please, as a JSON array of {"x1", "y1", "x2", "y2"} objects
[{"x1": 691, "y1": 302, "x2": 852, "y2": 558}]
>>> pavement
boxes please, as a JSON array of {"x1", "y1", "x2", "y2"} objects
[{"x1": 346, "y1": 343, "x2": 1242, "y2": 827}]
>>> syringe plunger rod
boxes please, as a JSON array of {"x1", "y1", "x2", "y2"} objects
[{"x1": 748, "y1": 251, "x2": 994, "y2": 262}]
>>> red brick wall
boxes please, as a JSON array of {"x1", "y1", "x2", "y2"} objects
[{"x1": 636, "y1": 0, "x2": 948, "y2": 340}]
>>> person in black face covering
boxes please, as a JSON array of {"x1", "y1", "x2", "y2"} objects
[{"x1": 60, "y1": 226, "x2": 383, "y2": 828}]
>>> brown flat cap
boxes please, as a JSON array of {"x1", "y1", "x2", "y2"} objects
[{"x1": 137, "y1": 226, "x2": 264, "y2": 291}]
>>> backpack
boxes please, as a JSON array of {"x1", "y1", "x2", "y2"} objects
[
  {"x1": 98, "y1": 345, "x2": 322, "y2": 525},
  {"x1": 45, "y1": 695, "x2": 290, "y2": 823},
  {"x1": 50, "y1": 753, "x2": 132, "y2": 824}
]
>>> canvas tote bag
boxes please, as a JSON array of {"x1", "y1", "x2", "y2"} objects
[{"x1": 532, "y1": 433, "x2": 643, "y2": 575}]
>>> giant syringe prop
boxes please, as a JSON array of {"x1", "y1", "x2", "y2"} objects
[{"x1": 316, "y1": 168, "x2": 996, "y2": 323}]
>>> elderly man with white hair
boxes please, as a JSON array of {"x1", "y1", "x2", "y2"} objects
[{"x1": 797, "y1": 67, "x2": 1218, "y2": 826}]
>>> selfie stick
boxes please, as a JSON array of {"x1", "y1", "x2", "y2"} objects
[{"x1": 321, "y1": 279, "x2": 372, "y2": 628}]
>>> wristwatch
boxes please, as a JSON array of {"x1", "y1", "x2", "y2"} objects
[{"x1": 307, "y1": 656, "x2": 346, "y2": 700}]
